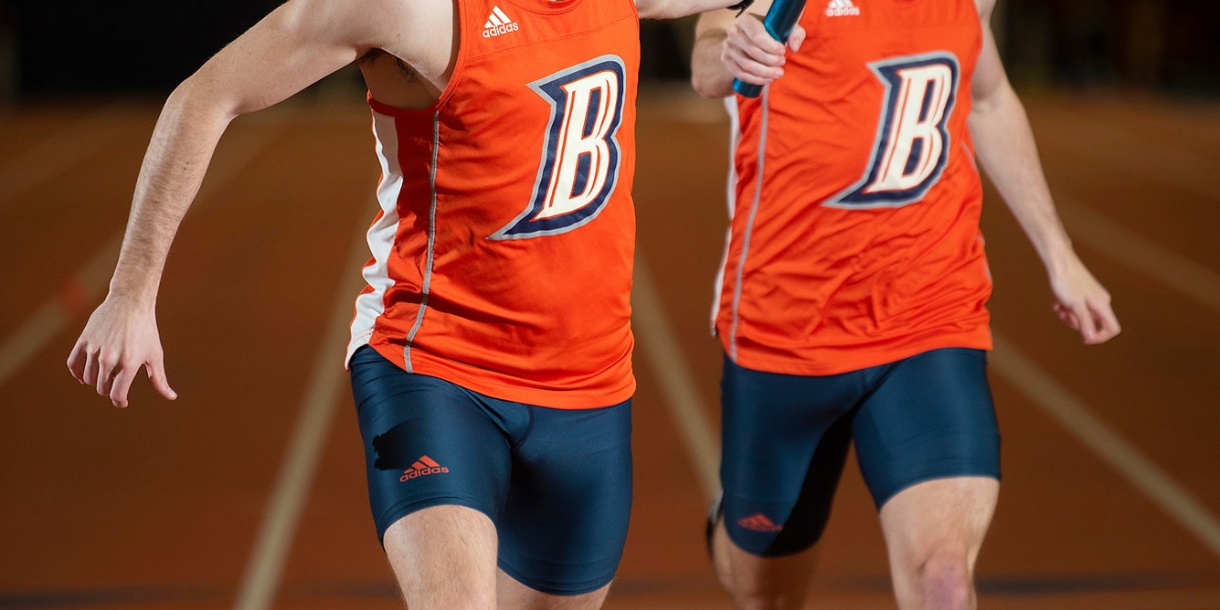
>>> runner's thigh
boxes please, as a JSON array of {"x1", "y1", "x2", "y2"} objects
[
  {"x1": 720, "y1": 354, "x2": 860, "y2": 557},
  {"x1": 497, "y1": 400, "x2": 633, "y2": 596},
  {"x1": 349, "y1": 346, "x2": 515, "y2": 543},
  {"x1": 852, "y1": 347, "x2": 1001, "y2": 510}
]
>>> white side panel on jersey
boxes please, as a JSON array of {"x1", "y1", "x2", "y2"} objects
[
  {"x1": 710, "y1": 97, "x2": 740, "y2": 337},
  {"x1": 346, "y1": 111, "x2": 404, "y2": 366}
]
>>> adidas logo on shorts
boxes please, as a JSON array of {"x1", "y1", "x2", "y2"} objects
[
  {"x1": 825, "y1": 0, "x2": 861, "y2": 17},
  {"x1": 399, "y1": 455, "x2": 450, "y2": 482},
  {"x1": 737, "y1": 513, "x2": 785, "y2": 533},
  {"x1": 483, "y1": 6, "x2": 519, "y2": 38}
]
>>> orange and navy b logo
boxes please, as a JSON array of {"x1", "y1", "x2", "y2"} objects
[
  {"x1": 491, "y1": 56, "x2": 626, "y2": 240},
  {"x1": 826, "y1": 52, "x2": 960, "y2": 209}
]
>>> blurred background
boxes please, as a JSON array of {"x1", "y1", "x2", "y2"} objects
[{"x1": 1, "y1": 0, "x2": 1218, "y2": 97}]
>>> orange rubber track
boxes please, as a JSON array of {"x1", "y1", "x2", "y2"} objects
[{"x1": 1, "y1": 88, "x2": 1218, "y2": 609}]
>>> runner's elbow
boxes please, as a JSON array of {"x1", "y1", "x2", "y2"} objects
[
  {"x1": 691, "y1": 69, "x2": 733, "y2": 98},
  {"x1": 167, "y1": 72, "x2": 244, "y2": 126}
]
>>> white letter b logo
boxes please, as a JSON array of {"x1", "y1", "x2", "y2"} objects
[
  {"x1": 491, "y1": 56, "x2": 626, "y2": 240},
  {"x1": 827, "y1": 53, "x2": 960, "y2": 209}
]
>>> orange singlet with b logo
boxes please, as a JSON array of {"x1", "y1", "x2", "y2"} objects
[
  {"x1": 347, "y1": 0, "x2": 640, "y2": 409},
  {"x1": 715, "y1": 0, "x2": 992, "y2": 375}
]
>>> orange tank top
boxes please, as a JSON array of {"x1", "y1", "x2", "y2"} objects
[
  {"x1": 715, "y1": 0, "x2": 992, "y2": 375},
  {"x1": 348, "y1": 0, "x2": 640, "y2": 408}
]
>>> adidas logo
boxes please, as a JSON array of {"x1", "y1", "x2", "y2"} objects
[
  {"x1": 483, "y1": 6, "x2": 519, "y2": 38},
  {"x1": 737, "y1": 513, "x2": 785, "y2": 533},
  {"x1": 399, "y1": 455, "x2": 450, "y2": 482},
  {"x1": 825, "y1": 0, "x2": 860, "y2": 17}
]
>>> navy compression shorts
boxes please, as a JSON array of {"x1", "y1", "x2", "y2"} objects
[
  {"x1": 349, "y1": 346, "x2": 633, "y2": 595},
  {"x1": 719, "y1": 347, "x2": 1001, "y2": 557}
]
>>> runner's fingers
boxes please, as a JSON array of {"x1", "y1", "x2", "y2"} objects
[
  {"x1": 82, "y1": 347, "x2": 100, "y2": 386},
  {"x1": 1053, "y1": 303, "x2": 1078, "y2": 330},
  {"x1": 1072, "y1": 303, "x2": 1097, "y2": 343},
  {"x1": 788, "y1": 24, "x2": 807, "y2": 52},
  {"x1": 147, "y1": 358, "x2": 178, "y2": 401},
  {"x1": 108, "y1": 365, "x2": 137, "y2": 408},
  {"x1": 726, "y1": 52, "x2": 783, "y2": 84},
  {"x1": 740, "y1": 37, "x2": 786, "y2": 67},
  {"x1": 727, "y1": 25, "x2": 785, "y2": 66},
  {"x1": 735, "y1": 18, "x2": 786, "y2": 56},
  {"x1": 67, "y1": 341, "x2": 87, "y2": 383},
  {"x1": 722, "y1": 39, "x2": 785, "y2": 87},
  {"x1": 1088, "y1": 300, "x2": 1122, "y2": 343},
  {"x1": 94, "y1": 349, "x2": 119, "y2": 397}
]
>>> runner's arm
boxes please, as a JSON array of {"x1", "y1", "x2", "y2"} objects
[
  {"x1": 67, "y1": 0, "x2": 430, "y2": 406},
  {"x1": 968, "y1": 0, "x2": 1120, "y2": 344},
  {"x1": 690, "y1": 0, "x2": 805, "y2": 98},
  {"x1": 639, "y1": 0, "x2": 754, "y2": 20}
]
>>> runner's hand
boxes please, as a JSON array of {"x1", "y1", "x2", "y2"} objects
[
  {"x1": 722, "y1": 15, "x2": 805, "y2": 87},
  {"x1": 67, "y1": 297, "x2": 177, "y2": 408},
  {"x1": 1048, "y1": 255, "x2": 1121, "y2": 345}
]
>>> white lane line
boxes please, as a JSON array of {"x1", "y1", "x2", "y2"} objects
[
  {"x1": 1038, "y1": 108, "x2": 1220, "y2": 202},
  {"x1": 0, "y1": 234, "x2": 120, "y2": 386},
  {"x1": 1055, "y1": 192, "x2": 1220, "y2": 314},
  {"x1": 0, "y1": 122, "x2": 282, "y2": 390},
  {"x1": 233, "y1": 224, "x2": 370, "y2": 610},
  {"x1": 632, "y1": 254, "x2": 721, "y2": 500},
  {"x1": 0, "y1": 104, "x2": 139, "y2": 206},
  {"x1": 991, "y1": 333, "x2": 1220, "y2": 561},
  {"x1": 0, "y1": 301, "x2": 73, "y2": 388},
  {"x1": 635, "y1": 244, "x2": 1220, "y2": 561}
]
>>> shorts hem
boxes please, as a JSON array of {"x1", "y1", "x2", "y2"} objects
[
  {"x1": 873, "y1": 469, "x2": 1001, "y2": 511},
  {"x1": 723, "y1": 526, "x2": 812, "y2": 559},
  {"x1": 727, "y1": 340, "x2": 993, "y2": 377},
  {"x1": 375, "y1": 495, "x2": 495, "y2": 545},
  {"x1": 497, "y1": 560, "x2": 615, "y2": 596}
]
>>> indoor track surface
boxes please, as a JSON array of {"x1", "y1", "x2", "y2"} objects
[{"x1": 2, "y1": 85, "x2": 1219, "y2": 608}]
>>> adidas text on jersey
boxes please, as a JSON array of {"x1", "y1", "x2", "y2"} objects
[
  {"x1": 483, "y1": 5, "x2": 520, "y2": 37},
  {"x1": 826, "y1": 0, "x2": 860, "y2": 17}
]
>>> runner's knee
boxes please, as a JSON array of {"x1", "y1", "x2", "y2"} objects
[
  {"x1": 383, "y1": 506, "x2": 498, "y2": 610},
  {"x1": 911, "y1": 550, "x2": 973, "y2": 610},
  {"x1": 717, "y1": 533, "x2": 816, "y2": 610}
]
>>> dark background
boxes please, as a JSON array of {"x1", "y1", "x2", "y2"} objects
[{"x1": 0, "y1": 0, "x2": 1217, "y2": 99}]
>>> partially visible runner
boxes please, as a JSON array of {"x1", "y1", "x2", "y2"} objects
[
  {"x1": 66, "y1": 0, "x2": 749, "y2": 607},
  {"x1": 691, "y1": 0, "x2": 1121, "y2": 608}
]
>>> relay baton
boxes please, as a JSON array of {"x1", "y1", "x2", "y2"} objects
[{"x1": 732, "y1": 0, "x2": 808, "y2": 98}]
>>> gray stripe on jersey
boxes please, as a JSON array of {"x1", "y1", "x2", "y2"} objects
[
  {"x1": 404, "y1": 112, "x2": 442, "y2": 372},
  {"x1": 729, "y1": 86, "x2": 770, "y2": 363}
]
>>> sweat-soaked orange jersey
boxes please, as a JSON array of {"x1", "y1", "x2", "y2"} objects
[
  {"x1": 347, "y1": 0, "x2": 640, "y2": 409},
  {"x1": 715, "y1": 0, "x2": 992, "y2": 376}
]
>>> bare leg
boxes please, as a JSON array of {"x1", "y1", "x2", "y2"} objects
[
  {"x1": 878, "y1": 477, "x2": 999, "y2": 610},
  {"x1": 709, "y1": 516, "x2": 819, "y2": 610},
  {"x1": 383, "y1": 505, "x2": 499, "y2": 610},
  {"x1": 497, "y1": 570, "x2": 611, "y2": 610}
]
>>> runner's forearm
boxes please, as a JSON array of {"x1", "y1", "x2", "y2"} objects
[
  {"x1": 108, "y1": 80, "x2": 234, "y2": 307},
  {"x1": 107, "y1": 0, "x2": 376, "y2": 306},
  {"x1": 691, "y1": 28, "x2": 734, "y2": 98},
  {"x1": 641, "y1": 0, "x2": 751, "y2": 20},
  {"x1": 969, "y1": 84, "x2": 1076, "y2": 276}
]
